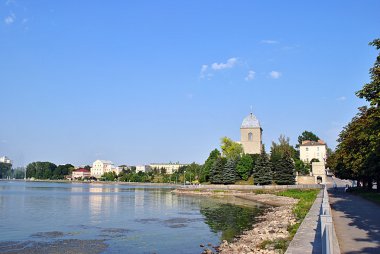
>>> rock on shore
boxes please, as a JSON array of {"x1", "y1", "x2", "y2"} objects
[{"x1": 217, "y1": 203, "x2": 296, "y2": 254}]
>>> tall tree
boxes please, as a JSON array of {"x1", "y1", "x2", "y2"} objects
[
  {"x1": 236, "y1": 154, "x2": 253, "y2": 180},
  {"x1": 252, "y1": 150, "x2": 272, "y2": 185},
  {"x1": 220, "y1": 137, "x2": 243, "y2": 160},
  {"x1": 270, "y1": 135, "x2": 298, "y2": 162},
  {"x1": 297, "y1": 131, "x2": 320, "y2": 147},
  {"x1": 223, "y1": 158, "x2": 238, "y2": 184},
  {"x1": 273, "y1": 153, "x2": 296, "y2": 185},
  {"x1": 202, "y1": 149, "x2": 221, "y2": 182},
  {"x1": 210, "y1": 157, "x2": 226, "y2": 184},
  {"x1": 356, "y1": 39, "x2": 380, "y2": 108},
  {"x1": 329, "y1": 39, "x2": 380, "y2": 190},
  {"x1": 0, "y1": 162, "x2": 12, "y2": 179}
]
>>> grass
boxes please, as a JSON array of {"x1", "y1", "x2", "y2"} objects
[
  {"x1": 259, "y1": 238, "x2": 289, "y2": 253},
  {"x1": 257, "y1": 189, "x2": 320, "y2": 253},
  {"x1": 212, "y1": 189, "x2": 226, "y2": 193},
  {"x1": 276, "y1": 189, "x2": 320, "y2": 222}
]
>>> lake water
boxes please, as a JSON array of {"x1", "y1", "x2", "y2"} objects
[{"x1": 0, "y1": 181, "x2": 268, "y2": 254}]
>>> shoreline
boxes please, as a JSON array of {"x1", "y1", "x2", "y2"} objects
[
  {"x1": 173, "y1": 188, "x2": 298, "y2": 254},
  {"x1": 1, "y1": 179, "x2": 181, "y2": 187}
]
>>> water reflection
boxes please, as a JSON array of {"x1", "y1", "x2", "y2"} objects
[
  {"x1": 200, "y1": 197, "x2": 268, "y2": 242},
  {"x1": 0, "y1": 181, "x2": 269, "y2": 254}
]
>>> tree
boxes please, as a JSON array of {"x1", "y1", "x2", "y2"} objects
[
  {"x1": 210, "y1": 157, "x2": 226, "y2": 184},
  {"x1": 236, "y1": 154, "x2": 253, "y2": 180},
  {"x1": 220, "y1": 137, "x2": 243, "y2": 160},
  {"x1": 273, "y1": 153, "x2": 296, "y2": 185},
  {"x1": 26, "y1": 162, "x2": 57, "y2": 179},
  {"x1": 356, "y1": 39, "x2": 380, "y2": 108},
  {"x1": 270, "y1": 135, "x2": 298, "y2": 162},
  {"x1": 252, "y1": 150, "x2": 272, "y2": 185},
  {"x1": 294, "y1": 159, "x2": 309, "y2": 175},
  {"x1": 330, "y1": 106, "x2": 380, "y2": 189},
  {"x1": 101, "y1": 171, "x2": 117, "y2": 181},
  {"x1": 202, "y1": 149, "x2": 221, "y2": 182},
  {"x1": 223, "y1": 158, "x2": 238, "y2": 184},
  {"x1": 0, "y1": 162, "x2": 12, "y2": 179},
  {"x1": 297, "y1": 131, "x2": 320, "y2": 148},
  {"x1": 329, "y1": 39, "x2": 380, "y2": 190}
]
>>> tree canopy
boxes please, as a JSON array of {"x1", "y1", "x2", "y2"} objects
[
  {"x1": 253, "y1": 150, "x2": 272, "y2": 185},
  {"x1": 297, "y1": 131, "x2": 320, "y2": 146},
  {"x1": 236, "y1": 154, "x2": 253, "y2": 180},
  {"x1": 328, "y1": 39, "x2": 380, "y2": 190},
  {"x1": 356, "y1": 39, "x2": 380, "y2": 108},
  {"x1": 270, "y1": 135, "x2": 298, "y2": 162},
  {"x1": 273, "y1": 153, "x2": 296, "y2": 185},
  {"x1": 220, "y1": 137, "x2": 243, "y2": 160}
]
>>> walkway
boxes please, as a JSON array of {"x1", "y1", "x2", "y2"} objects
[{"x1": 329, "y1": 187, "x2": 380, "y2": 254}]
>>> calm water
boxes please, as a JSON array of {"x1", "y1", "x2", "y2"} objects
[{"x1": 0, "y1": 181, "x2": 268, "y2": 254}]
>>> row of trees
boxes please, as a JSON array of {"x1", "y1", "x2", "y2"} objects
[
  {"x1": 26, "y1": 162, "x2": 76, "y2": 180},
  {"x1": 198, "y1": 136, "x2": 297, "y2": 185},
  {"x1": 19, "y1": 129, "x2": 320, "y2": 184},
  {"x1": 328, "y1": 39, "x2": 380, "y2": 190}
]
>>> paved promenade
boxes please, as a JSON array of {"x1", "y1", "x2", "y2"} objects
[{"x1": 329, "y1": 188, "x2": 380, "y2": 254}]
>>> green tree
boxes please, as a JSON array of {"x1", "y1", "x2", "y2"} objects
[
  {"x1": 270, "y1": 135, "x2": 298, "y2": 162},
  {"x1": 252, "y1": 150, "x2": 272, "y2": 185},
  {"x1": 236, "y1": 154, "x2": 253, "y2": 180},
  {"x1": 26, "y1": 162, "x2": 57, "y2": 179},
  {"x1": 297, "y1": 131, "x2": 320, "y2": 148},
  {"x1": 223, "y1": 158, "x2": 238, "y2": 184},
  {"x1": 273, "y1": 153, "x2": 296, "y2": 185},
  {"x1": 329, "y1": 39, "x2": 380, "y2": 190},
  {"x1": 0, "y1": 162, "x2": 12, "y2": 178},
  {"x1": 356, "y1": 39, "x2": 380, "y2": 108},
  {"x1": 202, "y1": 149, "x2": 221, "y2": 182},
  {"x1": 220, "y1": 137, "x2": 243, "y2": 160},
  {"x1": 102, "y1": 171, "x2": 118, "y2": 181},
  {"x1": 294, "y1": 159, "x2": 309, "y2": 175},
  {"x1": 210, "y1": 157, "x2": 226, "y2": 184}
]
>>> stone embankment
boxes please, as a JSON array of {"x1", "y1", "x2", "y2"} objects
[{"x1": 174, "y1": 189, "x2": 298, "y2": 254}]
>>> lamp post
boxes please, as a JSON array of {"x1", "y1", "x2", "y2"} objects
[{"x1": 183, "y1": 171, "x2": 186, "y2": 186}]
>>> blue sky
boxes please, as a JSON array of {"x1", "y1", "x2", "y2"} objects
[{"x1": 1, "y1": 1, "x2": 379, "y2": 167}]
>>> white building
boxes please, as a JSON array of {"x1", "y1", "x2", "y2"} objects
[
  {"x1": 136, "y1": 165, "x2": 152, "y2": 173},
  {"x1": 72, "y1": 168, "x2": 91, "y2": 179},
  {"x1": 0, "y1": 156, "x2": 12, "y2": 164},
  {"x1": 91, "y1": 160, "x2": 121, "y2": 178},
  {"x1": 149, "y1": 163, "x2": 187, "y2": 174},
  {"x1": 299, "y1": 140, "x2": 327, "y2": 163}
]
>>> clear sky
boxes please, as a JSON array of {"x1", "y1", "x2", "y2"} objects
[{"x1": 1, "y1": 1, "x2": 379, "y2": 167}]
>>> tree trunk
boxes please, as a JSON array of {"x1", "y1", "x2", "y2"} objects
[{"x1": 368, "y1": 179, "x2": 373, "y2": 190}]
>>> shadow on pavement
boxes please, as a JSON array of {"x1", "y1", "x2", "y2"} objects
[{"x1": 329, "y1": 187, "x2": 380, "y2": 254}]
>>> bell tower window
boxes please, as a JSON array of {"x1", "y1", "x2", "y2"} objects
[{"x1": 248, "y1": 132, "x2": 253, "y2": 141}]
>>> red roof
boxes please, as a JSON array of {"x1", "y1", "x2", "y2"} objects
[{"x1": 74, "y1": 168, "x2": 90, "y2": 173}]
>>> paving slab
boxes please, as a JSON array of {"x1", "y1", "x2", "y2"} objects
[{"x1": 329, "y1": 188, "x2": 380, "y2": 254}]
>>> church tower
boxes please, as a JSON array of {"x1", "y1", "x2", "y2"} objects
[{"x1": 240, "y1": 112, "x2": 262, "y2": 154}]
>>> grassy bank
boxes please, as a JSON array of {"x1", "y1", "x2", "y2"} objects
[{"x1": 258, "y1": 189, "x2": 320, "y2": 253}]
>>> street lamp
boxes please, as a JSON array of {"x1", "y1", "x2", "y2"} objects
[{"x1": 183, "y1": 170, "x2": 186, "y2": 186}]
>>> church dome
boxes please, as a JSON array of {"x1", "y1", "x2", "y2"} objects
[{"x1": 241, "y1": 113, "x2": 260, "y2": 128}]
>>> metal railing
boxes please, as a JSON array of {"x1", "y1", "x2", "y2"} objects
[{"x1": 320, "y1": 185, "x2": 335, "y2": 254}]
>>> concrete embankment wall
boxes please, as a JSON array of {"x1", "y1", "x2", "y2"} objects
[{"x1": 181, "y1": 184, "x2": 323, "y2": 190}]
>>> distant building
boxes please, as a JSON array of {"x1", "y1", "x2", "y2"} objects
[
  {"x1": 149, "y1": 163, "x2": 188, "y2": 174},
  {"x1": 91, "y1": 160, "x2": 121, "y2": 178},
  {"x1": 72, "y1": 168, "x2": 91, "y2": 179},
  {"x1": 0, "y1": 156, "x2": 12, "y2": 164},
  {"x1": 299, "y1": 140, "x2": 327, "y2": 163},
  {"x1": 136, "y1": 165, "x2": 152, "y2": 173},
  {"x1": 238, "y1": 112, "x2": 263, "y2": 154}
]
